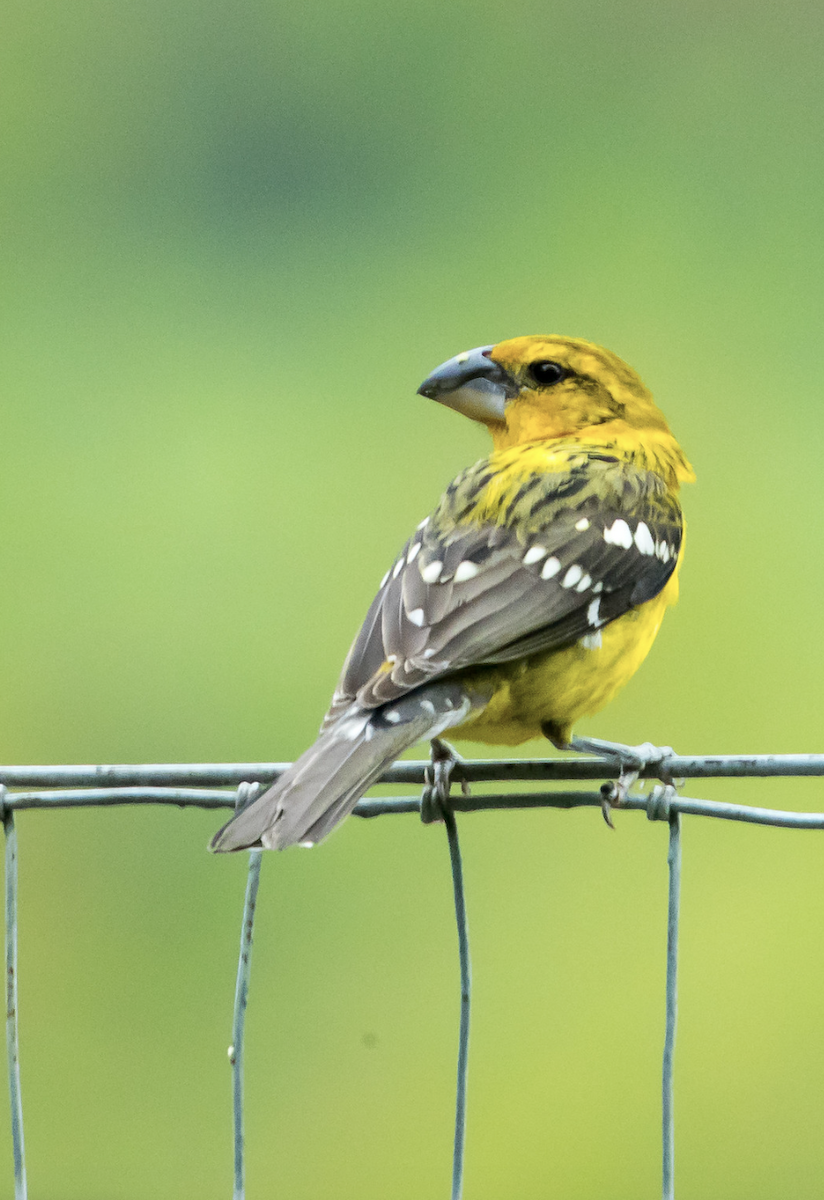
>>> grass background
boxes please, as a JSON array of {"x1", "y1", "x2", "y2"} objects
[{"x1": 2, "y1": 0, "x2": 824, "y2": 1195}]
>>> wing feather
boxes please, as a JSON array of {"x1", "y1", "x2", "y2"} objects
[{"x1": 324, "y1": 448, "x2": 684, "y2": 721}]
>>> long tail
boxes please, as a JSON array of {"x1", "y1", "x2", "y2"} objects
[{"x1": 209, "y1": 680, "x2": 485, "y2": 851}]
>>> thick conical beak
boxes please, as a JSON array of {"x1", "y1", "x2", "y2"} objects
[{"x1": 417, "y1": 345, "x2": 516, "y2": 423}]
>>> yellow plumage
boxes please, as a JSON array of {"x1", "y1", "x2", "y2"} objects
[
  {"x1": 211, "y1": 335, "x2": 693, "y2": 851},
  {"x1": 451, "y1": 576, "x2": 677, "y2": 745}
]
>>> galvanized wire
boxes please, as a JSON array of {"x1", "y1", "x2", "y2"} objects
[
  {"x1": 4, "y1": 752, "x2": 824, "y2": 1200},
  {"x1": 7, "y1": 784, "x2": 824, "y2": 829},
  {"x1": 0, "y1": 751, "x2": 823, "y2": 790},
  {"x1": 229, "y1": 783, "x2": 263, "y2": 1200},
  {"x1": 663, "y1": 807, "x2": 681, "y2": 1200},
  {"x1": 2, "y1": 789, "x2": 26, "y2": 1200},
  {"x1": 442, "y1": 808, "x2": 471, "y2": 1200}
]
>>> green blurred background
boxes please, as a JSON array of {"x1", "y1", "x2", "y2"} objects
[{"x1": 1, "y1": 0, "x2": 824, "y2": 1195}]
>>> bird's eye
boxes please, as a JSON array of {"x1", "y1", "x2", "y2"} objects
[{"x1": 528, "y1": 360, "x2": 567, "y2": 386}]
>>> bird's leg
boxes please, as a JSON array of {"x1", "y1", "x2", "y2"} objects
[
  {"x1": 542, "y1": 725, "x2": 675, "y2": 828},
  {"x1": 421, "y1": 737, "x2": 471, "y2": 824}
]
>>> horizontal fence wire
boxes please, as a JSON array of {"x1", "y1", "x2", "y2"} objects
[
  {"x1": 0, "y1": 753, "x2": 823, "y2": 789},
  {"x1": 3, "y1": 751, "x2": 824, "y2": 1200}
]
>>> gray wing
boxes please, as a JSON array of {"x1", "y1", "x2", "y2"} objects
[{"x1": 323, "y1": 452, "x2": 683, "y2": 727}]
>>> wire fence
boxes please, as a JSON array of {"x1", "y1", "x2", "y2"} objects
[{"x1": 3, "y1": 749, "x2": 824, "y2": 1200}]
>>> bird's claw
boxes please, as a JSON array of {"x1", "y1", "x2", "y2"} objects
[
  {"x1": 568, "y1": 736, "x2": 677, "y2": 828},
  {"x1": 598, "y1": 767, "x2": 640, "y2": 827},
  {"x1": 421, "y1": 738, "x2": 470, "y2": 824}
]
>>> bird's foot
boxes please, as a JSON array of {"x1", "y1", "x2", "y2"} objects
[
  {"x1": 567, "y1": 736, "x2": 677, "y2": 829},
  {"x1": 421, "y1": 737, "x2": 470, "y2": 824}
]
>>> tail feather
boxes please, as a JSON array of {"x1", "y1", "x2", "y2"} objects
[{"x1": 209, "y1": 681, "x2": 484, "y2": 852}]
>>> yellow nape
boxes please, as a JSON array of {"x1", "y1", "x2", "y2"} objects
[{"x1": 451, "y1": 572, "x2": 679, "y2": 746}]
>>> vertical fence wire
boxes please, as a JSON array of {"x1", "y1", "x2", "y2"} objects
[
  {"x1": 229, "y1": 783, "x2": 263, "y2": 1200},
  {"x1": 230, "y1": 851, "x2": 263, "y2": 1200},
  {"x1": 3, "y1": 791, "x2": 26, "y2": 1200},
  {"x1": 662, "y1": 811, "x2": 681, "y2": 1200},
  {"x1": 443, "y1": 808, "x2": 471, "y2": 1200}
]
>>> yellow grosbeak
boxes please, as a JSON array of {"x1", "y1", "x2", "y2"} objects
[{"x1": 211, "y1": 335, "x2": 693, "y2": 852}]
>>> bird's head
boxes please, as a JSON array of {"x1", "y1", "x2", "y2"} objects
[{"x1": 418, "y1": 335, "x2": 688, "y2": 465}]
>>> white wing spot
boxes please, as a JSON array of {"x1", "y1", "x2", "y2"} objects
[
  {"x1": 575, "y1": 517, "x2": 590, "y2": 531},
  {"x1": 420, "y1": 699, "x2": 436, "y2": 715},
  {"x1": 454, "y1": 560, "x2": 480, "y2": 582},
  {"x1": 579, "y1": 631, "x2": 602, "y2": 650},
  {"x1": 592, "y1": 581, "x2": 604, "y2": 594},
  {"x1": 392, "y1": 559, "x2": 404, "y2": 579},
  {"x1": 407, "y1": 608, "x2": 426, "y2": 627},
  {"x1": 587, "y1": 596, "x2": 602, "y2": 626},
  {"x1": 298, "y1": 840, "x2": 315, "y2": 849},
  {"x1": 341, "y1": 718, "x2": 368, "y2": 741},
  {"x1": 575, "y1": 573, "x2": 592, "y2": 592},
  {"x1": 634, "y1": 522, "x2": 655, "y2": 555},
  {"x1": 658, "y1": 542, "x2": 670, "y2": 563},
  {"x1": 604, "y1": 519, "x2": 633, "y2": 549},
  {"x1": 407, "y1": 541, "x2": 421, "y2": 564},
  {"x1": 384, "y1": 709, "x2": 401, "y2": 724},
  {"x1": 417, "y1": 516, "x2": 430, "y2": 530},
  {"x1": 541, "y1": 556, "x2": 561, "y2": 579},
  {"x1": 422, "y1": 647, "x2": 437, "y2": 658},
  {"x1": 523, "y1": 545, "x2": 547, "y2": 565},
  {"x1": 380, "y1": 570, "x2": 390, "y2": 588},
  {"x1": 562, "y1": 564, "x2": 583, "y2": 589},
  {"x1": 420, "y1": 560, "x2": 444, "y2": 583}
]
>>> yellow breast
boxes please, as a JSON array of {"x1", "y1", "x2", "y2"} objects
[{"x1": 451, "y1": 567, "x2": 680, "y2": 746}]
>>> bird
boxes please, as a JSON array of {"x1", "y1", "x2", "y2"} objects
[{"x1": 210, "y1": 335, "x2": 694, "y2": 852}]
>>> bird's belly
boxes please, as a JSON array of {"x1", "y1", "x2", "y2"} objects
[{"x1": 451, "y1": 578, "x2": 676, "y2": 746}]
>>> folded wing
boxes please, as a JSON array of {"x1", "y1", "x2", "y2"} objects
[{"x1": 323, "y1": 448, "x2": 683, "y2": 726}]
